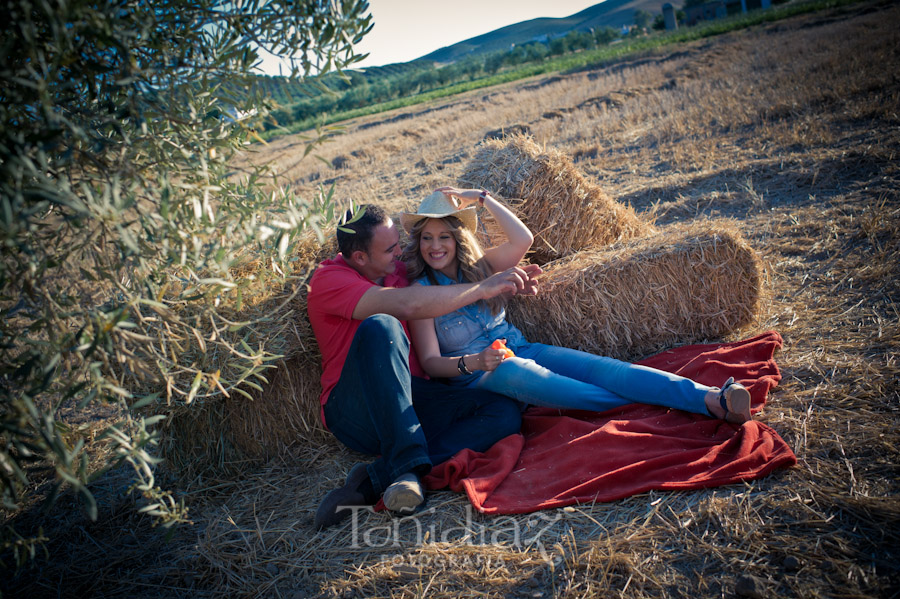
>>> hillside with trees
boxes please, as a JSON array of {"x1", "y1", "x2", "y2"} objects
[{"x1": 419, "y1": 0, "x2": 672, "y2": 63}]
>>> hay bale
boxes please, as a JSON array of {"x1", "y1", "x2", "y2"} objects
[
  {"x1": 460, "y1": 134, "x2": 651, "y2": 263},
  {"x1": 472, "y1": 198, "x2": 511, "y2": 250},
  {"x1": 224, "y1": 230, "x2": 336, "y2": 457},
  {"x1": 506, "y1": 221, "x2": 762, "y2": 360},
  {"x1": 159, "y1": 347, "x2": 329, "y2": 478},
  {"x1": 226, "y1": 275, "x2": 336, "y2": 458},
  {"x1": 159, "y1": 230, "x2": 335, "y2": 473}
]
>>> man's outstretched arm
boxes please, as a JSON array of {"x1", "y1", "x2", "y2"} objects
[{"x1": 352, "y1": 264, "x2": 542, "y2": 321}]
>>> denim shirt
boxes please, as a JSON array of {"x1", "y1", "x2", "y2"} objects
[{"x1": 416, "y1": 269, "x2": 528, "y2": 385}]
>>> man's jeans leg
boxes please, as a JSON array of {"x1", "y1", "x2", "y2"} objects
[
  {"x1": 411, "y1": 378, "x2": 522, "y2": 465},
  {"x1": 324, "y1": 314, "x2": 432, "y2": 494}
]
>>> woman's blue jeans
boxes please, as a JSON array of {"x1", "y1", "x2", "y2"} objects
[
  {"x1": 474, "y1": 342, "x2": 715, "y2": 415},
  {"x1": 324, "y1": 314, "x2": 522, "y2": 495}
]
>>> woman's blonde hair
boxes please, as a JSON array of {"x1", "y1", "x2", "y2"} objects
[{"x1": 401, "y1": 216, "x2": 506, "y2": 315}]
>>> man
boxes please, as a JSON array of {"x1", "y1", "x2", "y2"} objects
[{"x1": 307, "y1": 203, "x2": 540, "y2": 528}]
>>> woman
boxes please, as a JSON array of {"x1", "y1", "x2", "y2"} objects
[{"x1": 400, "y1": 186, "x2": 753, "y2": 423}]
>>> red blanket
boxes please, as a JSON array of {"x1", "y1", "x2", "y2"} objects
[{"x1": 424, "y1": 331, "x2": 796, "y2": 514}]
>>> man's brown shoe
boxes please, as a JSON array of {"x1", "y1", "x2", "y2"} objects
[{"x1": 314, "y1": 463, "x2": 374, "y2": 529}]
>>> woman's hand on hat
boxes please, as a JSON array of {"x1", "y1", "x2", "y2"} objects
[{"x1": 435, "y1": 186, "x2": 480, "y2": 209}]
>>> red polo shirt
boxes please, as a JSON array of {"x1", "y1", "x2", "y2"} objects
[{"x1": 306, "y1": 254, "x2": 426, "y2": 425}]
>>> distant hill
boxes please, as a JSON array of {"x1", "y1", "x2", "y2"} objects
[{"x1": 419, "y1": 0, "x2": 672, "y2": 64}]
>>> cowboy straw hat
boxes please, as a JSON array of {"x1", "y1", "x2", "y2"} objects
[{"x1": 400, "y1": 191, "x2": 477, "y2": 233}]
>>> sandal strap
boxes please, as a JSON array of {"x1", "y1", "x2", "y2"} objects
[{"x1": 719, "y1": 376, "x2": 736, "y2": 414}]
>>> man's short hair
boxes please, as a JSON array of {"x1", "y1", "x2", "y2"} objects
[{"x1": 336, "y1": 204, "x2": 389, "y2": 257}]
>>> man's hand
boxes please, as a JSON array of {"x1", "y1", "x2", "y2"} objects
[
  {"x1": 518, "y1": 263, "x2": 542, "y2": 296},
  {"x1": 479, "y1": 264, "x2": 543, "y2": 299}
]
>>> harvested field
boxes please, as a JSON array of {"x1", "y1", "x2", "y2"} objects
[{"x1": 3, "y1": 1, "x2": 899, "y2": 597}]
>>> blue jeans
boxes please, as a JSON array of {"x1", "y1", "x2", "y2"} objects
[
  {"x1": 473, "y1": 343, "x2": 714, "y2": 415},
  {"x1": 324, "y1": 314, "x2": 522, "y2": 494}
]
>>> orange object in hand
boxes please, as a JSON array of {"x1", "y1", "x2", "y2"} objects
[{"x1": 491, "y1": 339, "x2": 515, "y2": 359}]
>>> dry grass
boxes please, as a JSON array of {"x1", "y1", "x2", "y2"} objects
[{"x1": 4, "y1": 1, "x2": 900, "y2": 597}]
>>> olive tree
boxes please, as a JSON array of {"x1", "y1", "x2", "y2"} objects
[{"x1": 0, "y1": 0, "x2": 371, "y2": 564}]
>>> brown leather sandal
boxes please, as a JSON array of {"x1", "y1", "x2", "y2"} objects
[{"x1": 718, "y1": 377, "x2": 752, "y2": 424}]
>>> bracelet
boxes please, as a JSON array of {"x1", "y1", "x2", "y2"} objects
[
  {"x1": 457, "y1": 355, "x2": 472, "y2": 375},
  {"x1": 479, "y1": 189, "x2": 489, "y2": 206}
]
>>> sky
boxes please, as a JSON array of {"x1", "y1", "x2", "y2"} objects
[{"x1": 257, "y1": 0, "x2": 605, "y2": 75}]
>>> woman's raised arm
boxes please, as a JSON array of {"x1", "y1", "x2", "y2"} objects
[{"x1": 436, "y1": 186, "x2": 533, "y2": 273}]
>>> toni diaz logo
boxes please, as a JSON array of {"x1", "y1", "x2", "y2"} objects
[{"x1": 342, "y1": 504, "x2": 564, "y2": 564}]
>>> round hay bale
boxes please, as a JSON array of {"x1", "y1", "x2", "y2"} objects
[
  {"x1": 460, "y1": 134, "x2": 652, "y2": 264},
  {"x1": 506, "y1": 221, "x2": 762, "y2": 361}
]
